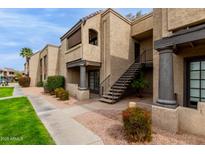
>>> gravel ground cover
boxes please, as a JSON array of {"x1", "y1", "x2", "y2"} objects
[{"x1": 75, "y1": 109, "x2": 205, "y2": 145}]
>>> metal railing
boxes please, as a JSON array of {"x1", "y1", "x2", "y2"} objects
[
  {"x1": 139, "y1": 48, "x2": 153, "y2": 64},
  {"x1": 100, "y1": 74, "x2": 111, "y2": 96},
  {"x1": 100, "y1": 48, "x2": 153, "y2": 98}
]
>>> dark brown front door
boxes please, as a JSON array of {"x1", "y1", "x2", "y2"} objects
[
  {"x1": 186, "y1": 57, "x2": 205, "y2": 108},
  {"x1": 135, "y1": 43, "x2": 140, "y2": 63},
  {"x1": 88, "y1": 70, "x2": 100, "y2": 94}
]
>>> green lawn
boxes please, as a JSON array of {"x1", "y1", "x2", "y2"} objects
[
  {"x1": 0, "y1": 97, "x2": 55, "y2": 145},
  {"x1": 0, "y1": 87, "x2": 14, "y2": 98}
]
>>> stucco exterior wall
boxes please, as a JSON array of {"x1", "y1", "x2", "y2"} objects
[
  {"x1": 47, "y1": 45, "x2": 59, "y2": 76},
  {"x1": 58, "y1": 42, "x2": 67, "y2": 79},
  {"x1": 168, "y1": 9, "x2": 205, "y2": 31},
  {"x1": 82, "y1": 14, "x2": 101, "y2": 62},
  {"x1": 153, "y1": 102, "x2": 205, "y2": 137},
  {"x1": 109, "y1": 12, "x2": 134, "y2": 86},
  {"x1": 131, "y1": 13, "x2": 153, "y2": 37},
  {"x1": 65, "y1": 44, "x2": 82, "y2": 63},
  {"x1": 29, "y1": 52, "x2": 40, "y2": 86},
  {"x1": 100, "y1": 12, "x2": 111, "y2": 92}
]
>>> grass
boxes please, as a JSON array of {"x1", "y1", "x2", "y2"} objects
[
  {"x1": 0, "y1": 87, "x2": 14, "y2": 98},
  {"x1": 0, "y1": 97, "x2": 55, "y2": 145}
]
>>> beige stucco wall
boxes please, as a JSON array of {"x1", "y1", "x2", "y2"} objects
[
  {"x1": 153, "y1": 102, "x2": 205, "y2": 137},
  {"x1": 65, "y1": 44, "x2": 82, "y2": 63},
  {"x1": 47, "y1": 45, "x2": 59, "y2": 76},
  {"x1": 131, "y1": 13, "x2": 153, "y2": 37},
  {"x1": 82, "y1": 14, "x2": 101, "y2": 62},
  {"x1": 109, "y1": 11, "x2": 134, "y2": 86},
  {"x1": 100, "y1": 12, "x2": 111, "y2": 91},
  {"x1": 29, "y1": 52, "x2": 40, "y2": 86},
  {"x1": 168, "y1": 8, "x2": 205, "y2": 31}
]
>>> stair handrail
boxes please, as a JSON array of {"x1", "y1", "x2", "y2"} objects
[
  {"x1": 100, "y1": 74, "x2": 111, "y2": 96},
  {"x1": 140, "y1": 48, "x2": 153, "y2": 64}
]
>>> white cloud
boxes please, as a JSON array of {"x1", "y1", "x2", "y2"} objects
[{"x1": 0, "y1": 10, "x2": 66, "y2": 34}]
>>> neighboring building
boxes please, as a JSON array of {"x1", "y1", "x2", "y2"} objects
[
  {"x1": 0, "y1": 67, "x2": 17, "y2": 82},
  {"x1": 27, "y1": 8, "x2": 205, "y2": 137},
  {"x1": 29, "y1": 44, "x2": 59, "y2": 86}
]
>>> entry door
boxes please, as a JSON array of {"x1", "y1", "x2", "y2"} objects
[
  {"x1": 135, "y1": 43, "x2": 140, "y2": 63},
  {"x1": 88, "y1": 70, "x2": 100, "y2": 94},
  {"x1": 187, "y1": 59, "x2": 205, "y2": 107}
]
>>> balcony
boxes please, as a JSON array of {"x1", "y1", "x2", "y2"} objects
[{"x1": 65, "y1": 44, "x2": 82, "y2": 63}]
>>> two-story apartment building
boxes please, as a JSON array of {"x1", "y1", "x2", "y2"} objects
[
  {"x1": 29, "y1": 44, "x2": 59, "y2": 86},
  {"x1": 0, "y1": 67, "x2": 16, "y2": 82},
  {"x1": 27, "y1": 8, "x2": 205, "y2": 137},
  {"x1": 58, "y1": 9, "x2": 153, "y2": 101}
]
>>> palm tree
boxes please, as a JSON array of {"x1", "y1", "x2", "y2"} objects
[{"x1": 20, "y1": 48, "x2": 33, "y2": 76}]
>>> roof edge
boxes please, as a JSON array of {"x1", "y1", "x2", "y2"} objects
[
  {"x1": 131, "y1": 12, "x2": 153, "y2": 25},
  {"x1": 101, "y1": 8, "x2": 131, "y2": 25}
]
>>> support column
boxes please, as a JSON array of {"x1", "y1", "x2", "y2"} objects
[
  {"x1": 79, "y1": 64, "x2": 87, "y2": 90},
  {"x1": 157, "y1": 47, "x2": 177, "y2": 108}
]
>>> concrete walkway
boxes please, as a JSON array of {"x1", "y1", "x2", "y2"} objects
[
  {"x1": 26, "y1": 94, "x2": 104, "y2": 145},
  {"x1": 1, "y1": 84, "x2": 104, "y2": 144},
  {"x1": 0, "y1": 84, "x2": 24, "y2": 100}
]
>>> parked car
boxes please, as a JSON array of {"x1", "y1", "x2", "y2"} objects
[{"x1": 0, "y1": 78, "x2": 8, "y2": 86}]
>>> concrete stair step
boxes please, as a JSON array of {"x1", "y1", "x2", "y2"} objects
[
  {"x1": 114, "y1": 83, "x2": 129, "y2": 86},
  {"x1": 109, "y1": 89, "x2": 125, "y2": 92},
  {"x1": 102, "y1": 95, "x2": 119, "y2": 100},
  {"x1": 117, "y1": 80, "x2": 131, "y2": 83},
  {"x1": 99, "y1": 98, "x2": 116, "y2": 104},
  {"x1": 111, "y1": 86, "x2": 127, "y2": 89},
  {"x1": 106, "y1": 91, "x2": 122, "y2": 96}
]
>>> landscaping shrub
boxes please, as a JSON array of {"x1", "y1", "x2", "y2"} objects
[
  {"x1": 54, "y1": 88, "x2": 64, "y2": 98},
  {"x1": 43, "y1": 81, "x2": 49, "y2": 93},
  {"x1": 47, "y1": 75, "x2": 65, "y2": 94},
  {"x1": 122, "y1": 107, "x2": 152, "y2": 142},
  {"x1": 59, "y1": 90, "x2": 69, "y2": 100},
  {"x1": 18, "y1": 76, "x2": 30, "y2": 87},
  {"x1": 36, "y1": 81, "x2": 43, "y2": 87}
]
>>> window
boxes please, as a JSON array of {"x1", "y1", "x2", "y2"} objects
[
  {"x1": 40, "y1": 58, "x2": 43, "y2": 81},
  {"x1": 89, "y1": 29, "x2": 98, "y2": 46},
  {"x1": 67, "y1": 28, "x2": 81, "y2": 49},
  {"x1": 188, "y1": 60, "x2": 205, "y2": 107},
  {"x1": 44, "y1": 56, "x2": 47, "y2": 80}
]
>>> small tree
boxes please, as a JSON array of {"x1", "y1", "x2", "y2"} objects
[
  {"x1": 19, "y1": 48, "x2": 33, "y2": 76},
  {"x1": 131, "y1": 71, "x2": 149, "y2": 98}
]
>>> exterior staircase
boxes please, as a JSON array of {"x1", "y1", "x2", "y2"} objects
[{"x1": 99, "y1": 62, "x2": 141, "y2": 104}]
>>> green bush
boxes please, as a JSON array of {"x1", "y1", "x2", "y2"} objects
[
  {"x1": 47, "y1": 75, "x2": 65, "y2": 94},
  {"x1": 37, "y1": 81, "x2": 43, "y2": 87},
  {"x1": 122, "y1": 107, "x2": 152, "y2": 143},
  {"x1": 54, "y1": 88, "x2": 64, "y2": 98},
  {"x1": 18, "y1": 76, "x2": 30, "y2": 87},
  {"x1": 59, "y1": 90, "x2": 69, "y2": 100},
  {"x1": 131, "y1": 71, "x2": 149, "y2": 97},
  {"x1": 43, "y1": 81, "x2": 49, "y2": 93}
]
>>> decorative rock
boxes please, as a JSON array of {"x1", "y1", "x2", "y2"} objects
[{"x1": 128, "y1": 102, "x2": 137, "y2": 108}]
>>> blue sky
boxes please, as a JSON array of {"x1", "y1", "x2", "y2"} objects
[{"x1": 0, "y1": 8, "x2": 152, "y2": 71}]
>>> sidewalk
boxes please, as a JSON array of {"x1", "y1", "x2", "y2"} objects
[
  {"x1": 26, "y1": 94, "x2": 104, "y2": 145},
  {"x1": 0, "y1": 84, "x2": 24, "y2": 100}
]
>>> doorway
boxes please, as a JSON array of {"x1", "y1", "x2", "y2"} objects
[
  {"x1": 88, "y1": 70, "x2": 100, "y2": 94},
  {"x1": 135, "y1": 43, "x2": 140, "y2": 63}
]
